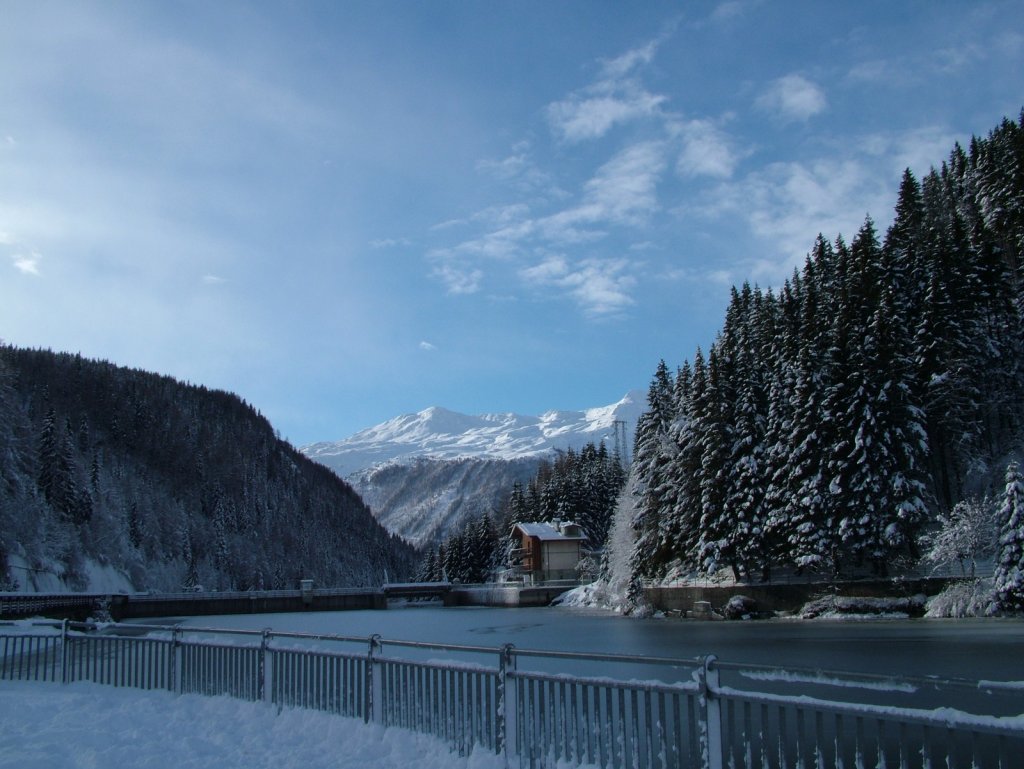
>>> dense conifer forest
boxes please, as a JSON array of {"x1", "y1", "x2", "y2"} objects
[
  {"x1": 630, "y1": 112, "x2": 1024, "y2": 587},
  {"x1": 417, "y1": 442, "x2": 625, "y2": 583},
  {"x1": 0, "y1": 347, "x2": 416, "y2": 592}
]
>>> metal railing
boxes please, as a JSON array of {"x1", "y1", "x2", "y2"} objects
[{"x1": 2, "y1": 621, "x2": 1022, "y2": 768}]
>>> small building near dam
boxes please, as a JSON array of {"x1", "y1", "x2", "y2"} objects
[{"x1": 508, "y1": 521, "x2": 587, "y2": 583}]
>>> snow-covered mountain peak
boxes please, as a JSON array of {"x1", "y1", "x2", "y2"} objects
[{"x1": 302, "y1": 390, "x2": 646, "y2": 479}]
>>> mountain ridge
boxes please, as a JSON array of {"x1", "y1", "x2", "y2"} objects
[
  {"x1": 302, "y1": 389, "x2": 646, "y2": 479},
  {"x1": 300, "y1": 391, "x2": 647, "y2": 547}
]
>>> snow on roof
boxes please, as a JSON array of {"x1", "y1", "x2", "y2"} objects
[{"x1": 513, "y1": 522, "x2": 586, "y2": 541}]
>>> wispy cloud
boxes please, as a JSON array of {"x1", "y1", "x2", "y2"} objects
[
  {"x1": 429, "y1": 136, "x2": 666, "y2": 306},
  {"x1": 547, "y1": 93, "x2": 666, "y2": 143},
  {"x1": 431, "y1": 261, "x2": 483, "y2": 295},
  {"x1": 521, "y1": 255, "x2": 635, "y2": 317},
  {"x1": 12, "y1": 251, "x2": 42, "y2": 275},
  {"x1": 538, "y1": 141, "x2": 667, "y2": 244},
  {"x1": 201, "y1": 274, "x2": 226, "y2": 285},
  {"x1": 475, "y1": 144, "x2": 556, "y2": 196},
  {"x1": 428, "y1": 31, "x2": 677, "y2": 314},
  {"x1": 369, "y1": 237, "x2": 412, "y2": 249},
  {"x1": 695, "y1": 155, "x2": 892, "y2": 282},
  {"x1": 419, "y1": 340, "x2": 437, "y2": 352},
  {"x1": 756, "y1": 74, "x2": 826, "y2": 121},
  {"x1": 546, "y1": 41, "x2": 667, "y2": 142},
  {"x1": 675, "y1": 119, "x2": 742, "y2": 179},
  {"x1": 710, "y1": 1, "x2": 757, "y2": 23}
]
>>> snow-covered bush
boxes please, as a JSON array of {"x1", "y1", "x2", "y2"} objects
[
  {"x1": 924, "y1": 578, "x2": 996, "y2": 618},
  {"x1": 723, "y1": 594, "x2": 757, "y2": 620},
  {"x1": 799, "y1": 594, "x2": 926, "y2": 619}
]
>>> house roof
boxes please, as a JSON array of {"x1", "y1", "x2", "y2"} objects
[{"x1": 512, "y1": 522, "x2": 586, "y2": 541}]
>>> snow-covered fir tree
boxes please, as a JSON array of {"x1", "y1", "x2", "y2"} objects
[{"x1": 994, "y1": 461, "x2": 1024, "y2": 611}]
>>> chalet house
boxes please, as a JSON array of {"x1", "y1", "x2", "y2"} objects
[{"x1": 509, "y1": 521, "x2": 587, "y2": 583}]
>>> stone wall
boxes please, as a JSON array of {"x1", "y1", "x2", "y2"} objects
[{"x1": 643, "y1": 577, "x2": 954, "y2": 616}]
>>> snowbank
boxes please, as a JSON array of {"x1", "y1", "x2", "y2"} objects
[
  {"x1": 550, "y1": 582, "x2": 609, "y2": 608},
  {"x1": 799, "y1": 594, "x2": 927, "y2": 620},
  {"x1": 0, "y1": 681, "x2": 514, "y2": 769}
]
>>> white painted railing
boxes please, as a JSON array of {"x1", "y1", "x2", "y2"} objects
[{"x1": 1, "y1": 622, "x2": 1021, "y2": 768}]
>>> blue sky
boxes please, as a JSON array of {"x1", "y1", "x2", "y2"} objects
[{"x1": 3, "y1": 1, "x2": 1023, "y2": 446}]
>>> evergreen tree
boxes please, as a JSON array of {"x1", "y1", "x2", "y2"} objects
[
  {"x1": 994, "y1": 462, "x2": 1024, "y2": 611},
  {"x1": 695, "y1": 346, "x2": 733, "y2": 577},
  {"x1": 626, "y1": 111, "x2": 1024, "y2": 585},
  {"x1": 630, "y1": 361, "x2": 678, "y2": 579}
]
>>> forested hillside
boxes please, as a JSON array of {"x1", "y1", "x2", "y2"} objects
[
  {"x1": 0, "y1": 347, "x2": 417, "y2": 592},
  {"x1": 631, "y1": 112, "x2": 1024, "y2": 584},
  {"x1": 417, "y1": 442, "x2": 626, "y2": 583},
  {"x1": 349, "y1": 456, "x2": 543, "y2": 547}
]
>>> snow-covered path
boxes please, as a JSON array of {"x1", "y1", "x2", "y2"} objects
[{"x1": 0, "y1": 681, "x2": 506, "y2": 769}]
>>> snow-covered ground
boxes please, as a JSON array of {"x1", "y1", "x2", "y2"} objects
[{"x1": 0, "y1": 680, "x2": 520, "y2": 769}]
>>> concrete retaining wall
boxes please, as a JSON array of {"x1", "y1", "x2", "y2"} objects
[
  {"x1": 448, "y1": 584, "x2": 571, "y2": 607},
  {"x1": 111, "y1": 591, "x2": 386, "y2": 620}
]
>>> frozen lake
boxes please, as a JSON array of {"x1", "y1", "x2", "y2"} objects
[{"x1": 143, "y1": 605, "x2": 1024, "y2": 683}]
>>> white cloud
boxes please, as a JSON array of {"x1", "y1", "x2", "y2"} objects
[
  {"x1": 541, "y1": 141, "x2": 666, "y2": 241},
  {"x1": 847, "y1": 60, "x2": 894, "y2": 84},
  {"x1": 369, "y1": 237, "x2": 412, "y2": 249},
  {"x1": 706, "y1": 269, "x2": 733, "y2": 285},
  {"x1": 201, "y1": 274, "x2": 226, "y2": 285},
  {"x1": 430, "y1": 218, "x2": 467, "y2": 232},
  {"x1": 431, "y1": 262, "x2": 483, "y2": 295},
  {"x1": 521, "y1": 255, "x2": 636, "y2": 317},
  {"x1": 857, "y1": 126, "x2": 959, "y2": 178},
  {"x1": 475, "y1": 143, "x2": 560, "y2": 198},
  {"x1": 711, "y1": 1, "x2": 753, "y2": 22},
  {"x1": 756, "y1": 74, "x2": 826, "y2": 121},
  {"x1": 579, "y1": 141, "x2": 666, "y2": 224},
  {"x1": 419, "y1": 340, "x2": 436, "y2": 352},
  {"x1": 546, "y1": 41, "x2": 667, "y2": 142},
  {"x1": 429, "y1": 140, "x2": 667, "y2": 302},
  {"x1": 547, "y1": 93, "x2": 667, "y2": 143},
  {"x1": 471, "y1": 204, "x2": 531, "y2": 228},
  {"x1": 521, "y1": 255, "x2": 570, "y2": 283},
  {"x1": 600, "y1": 41, "x2": 659, "y2": 80},
  {"x1": 12, "y1": 251, "x2": 42, "y2": 275},
  {"x1": 442, "y1": 219, "x2": 537, "y2": 261},
  {"x1": 696, "y1": 156, "x2": 892, "y2": 282},
  {"x1": 476, "y1": 152, "x2": 529, "y2": 180},
  {"x1": 676, "y1": 119, "x2": 740, "y2": 179}
]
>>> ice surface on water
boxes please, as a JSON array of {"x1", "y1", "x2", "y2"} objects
[{"x1": 143, "y1": 604, "x2": 1024, "y2": 686}]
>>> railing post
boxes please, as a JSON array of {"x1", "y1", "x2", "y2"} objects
[
  {"x1": 60, "y1": 619, "x2": 69, "y2": 684},
  {"x1": 697, "y1": 654, "x2": 723, "y2": 769},
  {"x1": 366, "y1": 634, "x2": 383, "y2": 725},
  {"x1": 498, "y1": 643, "x2": 516, "y2": 766},
  {"x1": 170, "y1": 628, "x2": 182, "y2": 694},
  {"x1": 260, "y1": 629, "x2": 273, "y2": 705}
]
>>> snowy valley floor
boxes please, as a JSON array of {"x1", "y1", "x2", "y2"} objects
[{"x1": 0, "y1": 681, "x2": 517, "y2": 769}]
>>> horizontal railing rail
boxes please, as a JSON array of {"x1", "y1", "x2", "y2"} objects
[{"x1": 2, "y1": 621, "x2": 1022, "y2": 768}]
